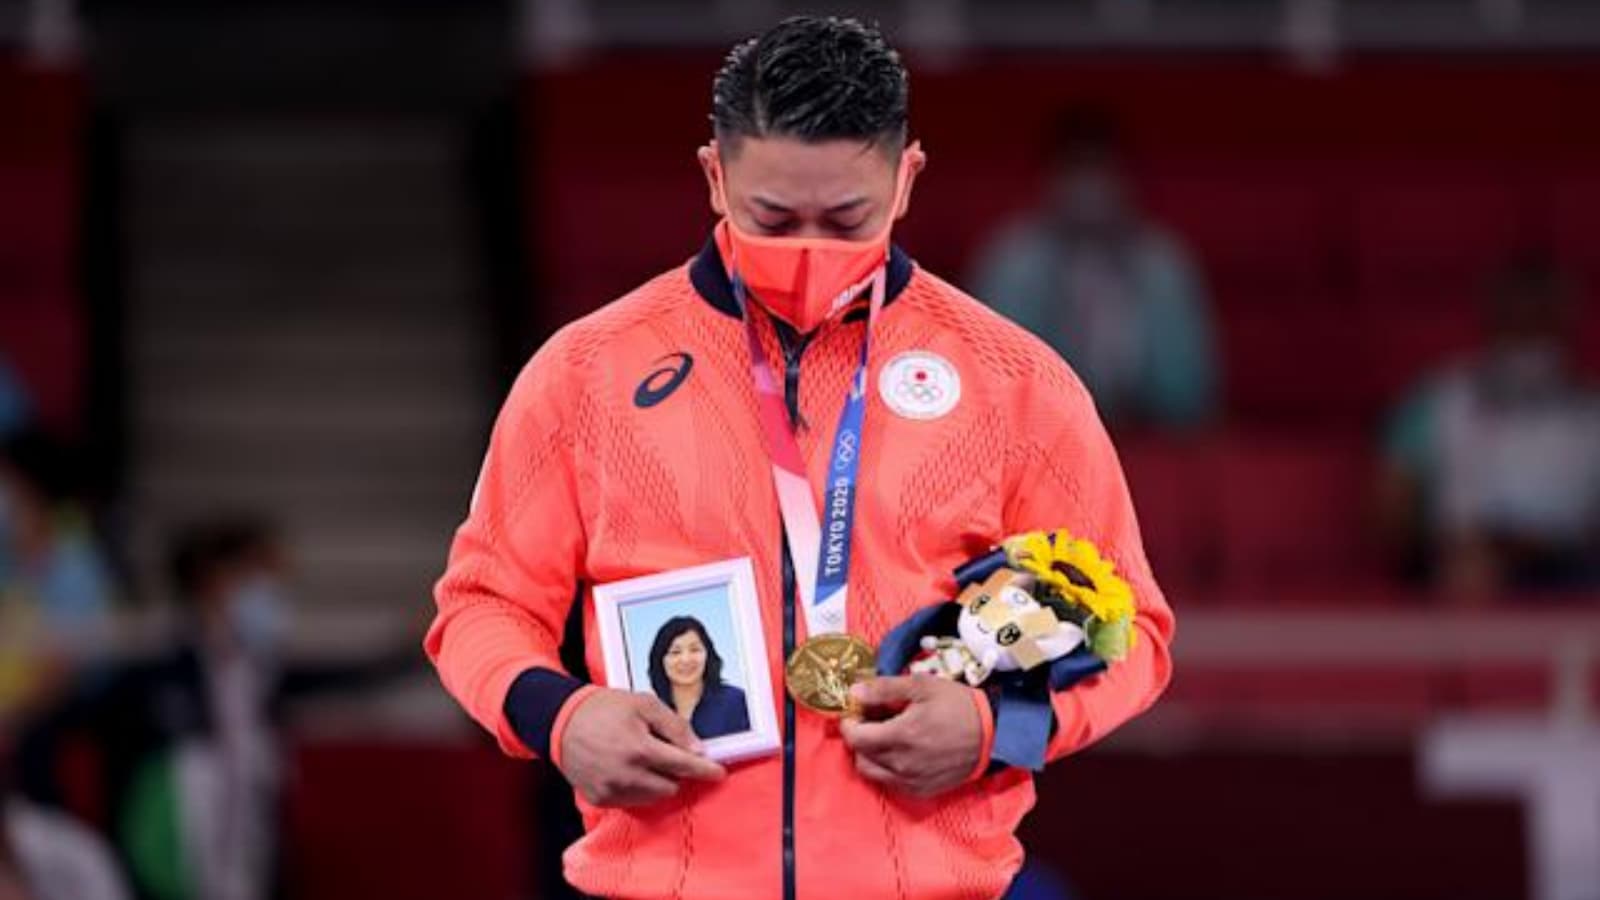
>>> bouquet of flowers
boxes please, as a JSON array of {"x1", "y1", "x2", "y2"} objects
[{"x1": 908, "y1": 529, "x2": 1137, "y2": 687}]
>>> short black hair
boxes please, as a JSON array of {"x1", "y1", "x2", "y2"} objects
[
  {"x1": 711, "y1": 16, "x2": 909, "y2": 152},
  {"x1": 168, "y1": 516, "x2": 278, "y2": 599},
  {"x1": 647, "y1": 616, "x2": 727, "y2": 707}
]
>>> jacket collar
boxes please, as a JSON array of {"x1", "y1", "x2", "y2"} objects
[{"x1": 688, "y1": 231, "x2": 917, "y2": 321}]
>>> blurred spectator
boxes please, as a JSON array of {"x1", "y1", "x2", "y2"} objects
[
  {"x1": 3, "y1": 792, "x2": 130, "y2": 900},
  {"x1": 15, "y1": 517, "x2": 418, "y2": 900},
  {"x1": 0, "y1": 430, "x2": 116, "y2": 726},
  {"x1": 0, "y1": 783, "x2": 22, "y2": 900},
  {"x1": 969, "y1": 108, "x2": 1218, "y2": 430},
  {"x1": 0, "y1": 356, "x2": 29, "y2": 440},
  {"x1": 1379, "y1": 259, "x2": 1600, "y2": 596}
]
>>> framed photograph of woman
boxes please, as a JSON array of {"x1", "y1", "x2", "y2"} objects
[{"x1": 592, "y1": 557, "x2": 779, "y2": 763}]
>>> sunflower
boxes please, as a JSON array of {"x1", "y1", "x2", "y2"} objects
[
  {"x1": 1053, "y1": 537, "x2": 1136, "y2": 625},
  {"x1": 1001, "y1": 529, "x2": 1137, "y2": 658},
  {"x1": 1002, "y1": 531, "x2": 1063, "y2": 588}
]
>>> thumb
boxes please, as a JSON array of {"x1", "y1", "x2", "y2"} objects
[
  {"x1": 849, "y1": 675, "x2": 924, "y2": 711},
  {"x1": 636, "y1": 696, "x2": 703, "y2": 752}
]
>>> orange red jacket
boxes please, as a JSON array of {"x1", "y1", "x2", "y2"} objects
[{"x1": 426, "y1": 232, "x2": 1175, "y2": 899}]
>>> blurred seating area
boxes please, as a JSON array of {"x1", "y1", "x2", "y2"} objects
[
  {"x1": 11, "y1": 47, "x2": 1589, "y2": 618},
  {"x1": 523, "y1": 54, "x2": 1600, "y2": 607}
]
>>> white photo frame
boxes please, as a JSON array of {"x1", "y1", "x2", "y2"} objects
[{"x1": 592, "y1": 557, "x2": 779, "y2": 764}]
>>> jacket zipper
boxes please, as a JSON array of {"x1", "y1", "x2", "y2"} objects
[
  {"x1": 775, "y1": 322, "x2": 811, "y2": 900},
  {"x1": 780, "y1": 541, "x2": 798, "y2": 900}
]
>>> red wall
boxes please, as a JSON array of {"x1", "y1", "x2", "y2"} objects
[
  {"x1": 0, "y1": 58, "x2": 85, "y2": 437},
  {"x1": 1023, "y1": 748, "x2": 1524, "y2": 900},
  {"x1": 282, "y1": 742, "x2": 541, "y2": 900},
  {"x1": 278, "y1": 739, "x2": 1526, "y2": 900}
]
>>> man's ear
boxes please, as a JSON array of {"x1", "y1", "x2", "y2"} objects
[
  {"x1": 893, "y1": 140, "x2": 927, "y2": 221},
  {"x1": 697, "y1": 142, "x2": 727, "y2": 217}
]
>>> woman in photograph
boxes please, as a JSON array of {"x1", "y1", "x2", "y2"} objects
[{"x1": 647, "y1": 617, "x2": 749, "y2": 739}]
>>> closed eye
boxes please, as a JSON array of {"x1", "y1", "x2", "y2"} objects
[
  {"x1": 750, "y1": 197, "x2": 796, "y2": 234},
  {"x1": 746, "y1": 196, "x2": 873, "y2": 238},
  {"x1": 752, "y1": 216, "x2": 798, "y2": 235},
  {"x1": 825, "y1": 199, "x2": 870, "y2": 234}
]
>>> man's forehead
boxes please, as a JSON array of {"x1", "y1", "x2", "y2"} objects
[{"x1": 722, "y1": 136, "x2": 897, "y2": 200}]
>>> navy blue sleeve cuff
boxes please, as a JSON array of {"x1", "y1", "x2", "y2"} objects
[
  {"x1": 983, "y1": 704, "x2": 1058, "y2": 776},
  {"x1": 504, "y1": 667, "x2": 587, "y2": 758},
  {"x1": 982, "y1": 686, "x2": 1011, "y2": 776}
]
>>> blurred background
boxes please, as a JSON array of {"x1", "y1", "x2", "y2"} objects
[{"x1": 2, "y1": 1, "x2": 1599, "y2": 898}]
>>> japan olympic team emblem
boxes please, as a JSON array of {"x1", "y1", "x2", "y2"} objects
[{"x1": 878, "y1": 350, "x2": 961, "y2": 420}]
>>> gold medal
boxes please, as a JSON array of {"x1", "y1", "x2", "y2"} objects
[{"x1": 784, "y1": 633, "x2": 877, "y2": 716}]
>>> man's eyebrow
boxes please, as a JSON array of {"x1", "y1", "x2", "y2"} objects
[
  {"x1": 751, "y1": 196, "x2": 794, "y2": 214},
  {"x1": 749, "y1": 196, "x2": 870, "y2": 214}
]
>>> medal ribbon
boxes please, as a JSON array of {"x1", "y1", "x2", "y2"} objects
[{"x1": 732, "y1": 266, "x2": 885, "y2": 638}]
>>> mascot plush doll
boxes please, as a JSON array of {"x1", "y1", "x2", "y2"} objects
[
  {"x1": 880, "y1": 529, "x2": 1138, "y2": 771},
  {"x1": 909, "y1": 569, "x2": 1087, "y2": 685}
]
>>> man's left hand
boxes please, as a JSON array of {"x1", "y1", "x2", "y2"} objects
[{"x1": 838, "y1": 675, "x2": 984, "y2": 798}]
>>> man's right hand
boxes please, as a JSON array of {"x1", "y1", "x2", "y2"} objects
[{"x1": 557, "y1": 688, "x2": 727, "y2": 807}]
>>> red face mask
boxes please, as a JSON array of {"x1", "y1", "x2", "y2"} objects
[{"x1": 713, "y1": 143, "x2": 923, "y2": 333}]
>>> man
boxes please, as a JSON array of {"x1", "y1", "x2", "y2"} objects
[
  {"x1": 970, "y1": 109, "x2": 1217, "y2": 430},
  {"x1": 0, "y1": 430, "x2": 115, "y2": 642},
  {"x1": 15, "y1": 519, "x2": 292, "y2": 900},
  {"x1": 18, "y1": 518, "x2": 414, "y2": 900},
  {"x1": 428, "y1": 17, "x2": 1174, "y2": 899},
  {"x1": 0, "y1": 430, "x2": 115, "y2": 726},
  {"x1": 1379, "y1": 258, "x2": 1600, "y2": 595}
]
